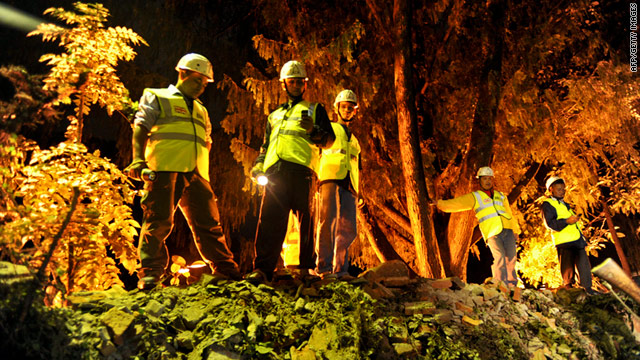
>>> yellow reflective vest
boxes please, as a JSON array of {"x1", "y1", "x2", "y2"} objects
[
  {"x1": 318, "y1": 122, "x2": 360, "y2": 193},
  {"x1": 543, "y1": 198, "x2": 582, "y2": 245},
  {"x1": 263, "y1": 100, "x2": 319, "y2": 173},
  {"x1": 144, "y1": 88, "x2": 210, "y2": 181},
  {"x1": 472, "y1": 191, "x2": 512, "y2": 239}
]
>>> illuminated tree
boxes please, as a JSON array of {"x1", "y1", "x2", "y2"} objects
[
  {"x1": 27, "y1": 1, "x2": 147, "y2": 143},
  {"x1": 1, "y1": 2, "x2": 146, "y2": 301}
]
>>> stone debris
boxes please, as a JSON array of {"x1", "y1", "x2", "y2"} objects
[
  {"x1": 0, "y1": 261, "x2": 34, "y2": 284},
  {"x1": 9, "y1": 260, "x2": 637, "y2": 359}
]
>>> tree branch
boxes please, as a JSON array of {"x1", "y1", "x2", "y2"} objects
[{"x1": 20, "y1": 186, "x2": 80, "y2": 322}]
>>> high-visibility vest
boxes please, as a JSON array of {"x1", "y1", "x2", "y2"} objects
[
  {"x1": 543, "y1": 198, "x2": 582, "y2": 245},
  {"x1": 263, "y1": 100, "x2": 319, "y2": 173},
  {"x1": 144, "y1": 88, "x2": 210, "y2": 181},
  {"x1": 318, "y1": 122, "x2": 361, "y2": 193},
  {"x1": 472, "y1": 190, "x2": 511, "y2": 239}
]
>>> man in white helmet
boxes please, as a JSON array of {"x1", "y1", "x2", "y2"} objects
[
  {"x1": 126, "y1": 53, "x2": 241, "y2": 290},
  {"x1": 246, "y1": 60, "x2": 335, "y2": 283},
  {"x1": 435, "y1": 166, "x2": 520, "y2": 286},
  {"x1": 542, "y1": 176, "x2": 594, "y2": 293},
  {"x1": 315, "y1": 89, "x2": 361, "y2": 280}
]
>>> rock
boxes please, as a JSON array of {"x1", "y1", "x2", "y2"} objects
[
  {"x1": 449, "y1": 276, "x2": 466, "y2": 290},
  {"x1": 363, "y1": 283, "x2": 395, "y2": 299},
  {"x1": 413, "y1": 323, "x2": 435, "y2": 338},
  {"x1": 0, "y1": 261, "x2": 33, "y2": 284},
  {"x1": 382, "y1": 276, "x2": 412, "y2": 287},
  {"x1": 454, "y1": 301, "x2": 474, "y2": 314},
  {"x1": 512, "y1": 287, "x2": 523, "y2": 302},
  {"x1": 466, "y1": 283, "x2": 485, "y2": 296},
  {"x1": 360, "y1": 260, "x2": 409, "y2": 282},
  {"x1": 393, "y1": 343, "x2": 417, "y2": 357},
  {"x1": 101, "y1": 307, "x2": 135, "y2": 345},
  {"x1": 182, "y1": 305, "x2": 207, "y2": 329},
  {"x1": 461, "y1": 315, "x2": 483, "y2": 326},
  {"x1": 434, "y1": 309, "x2": 453, "y2": 324},
  {"x1": 290, "y1": 345, "x2": 316, "y2": 360},
  {"x1": 294, "y1": 297, "x2": 305, "y2": 312},
  {"x1": 308, "y1": 325, "x2": 333, "y2": 351},
  {"x1": 145, "y1": 299, "x2": 165, "y2": 318},
  {"x1": 175, "y1": 331, "x2": 194, "y2": 350},
  {"x1": 99, "y1": 340, "x2": 117, "y2": 356},
  {"x1": 428, "y1": 278, "x2": 453, "y2": 289},
  {"x1": 482, "y1": 287, "x2": 502, "y2": 301},
  {"x1": 403, "y1": 301, "x2": 436, "y2": 315},
  {"x1": 206, "y1": 345, "x2": 243, "y2": 360}
]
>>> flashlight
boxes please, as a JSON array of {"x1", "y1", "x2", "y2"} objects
[
  {"x1": 141, "y1": 169, "x2": 157, "y2": 182},
  {"x1": 257, "y1": 174, "x2": 269, "y2": 186}
]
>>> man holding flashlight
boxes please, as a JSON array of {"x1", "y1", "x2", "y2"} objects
[
  {"x1": 126, "y1": 53, "x2": 241, "y2": 290},
  {"x1": 247, "y1": 60, "x2": 335, "y2": 283}
]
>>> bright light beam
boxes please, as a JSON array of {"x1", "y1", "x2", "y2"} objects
[{"x1": 0, "y1": 3, "x2": 44, "y2": 32}]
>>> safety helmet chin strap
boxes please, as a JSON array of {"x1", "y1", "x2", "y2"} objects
[{"x1": 338, "y1": 112, "x2": 354, "y2": 123}]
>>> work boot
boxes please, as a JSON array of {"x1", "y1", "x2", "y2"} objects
[
  {"x1": 213, "y1": 266, "x2": 243, "y2": 281},
  {"x1": 274, "y1": 268, "x2": 294, "y2": 281},
  {"x1": 295, "y1": 268, "x2": 320, "y2": 283},
  {"x1": 245, "y1": 269, "x2": 269, "y2": 284},
  {"x1": 319, "y1": 272, "x2": 338, "y2": 281}
]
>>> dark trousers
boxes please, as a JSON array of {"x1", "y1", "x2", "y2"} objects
[
  {"x1": 557, "y1": 246, "x2": 592, "y2": 289},
  {"x1": 138, "y1": 172, "x2": 238, "y2": 278},
  {"x1": 315, "y1": 182, "x2": 357, "y2": 276},
  {"x1": 254, "y1": 170, "x2": 315, "y2": 278}
]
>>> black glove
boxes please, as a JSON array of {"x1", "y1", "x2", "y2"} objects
[{"x1": 124, "y1": 159, "x2": 147, "y2": 180}]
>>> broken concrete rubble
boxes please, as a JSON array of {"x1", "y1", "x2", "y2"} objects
[{"x1": 3, "y1": 260, "x2": 640, "y2": 359}]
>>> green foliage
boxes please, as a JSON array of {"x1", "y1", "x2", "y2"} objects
[
  {"x1": 27, "y1": 1, "x2": 147, "y2": 142},
  {"x1": 0, "y1": 282, "x2": 90, "y2": 359},
  {"x1": 0, "y1": 66, "x2": 60, "y2": 134},
  {"x1": 0, "y1": 134, "x2": 139, "y2": 302}
]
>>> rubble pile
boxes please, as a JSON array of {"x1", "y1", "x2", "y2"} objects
[{"x1": 3, "y1": 260, "x2": 640, "y2": 359}]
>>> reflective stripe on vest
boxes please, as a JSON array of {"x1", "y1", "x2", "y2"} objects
[
  {"x1": 144, "y1": 88, "x2": 210, "y2": 181},
  {"x1": 472, "y1": 191, "x2": 511, "y2": 240},
  {"x1": 543, "y1": 198, "x2": 582, "y2": 245},
  {"x1": 263, "y1": 101, "x2": 320, "y2": 173},
  {"x1": 318, "y1": 122, "x2": 361, "y2": 193}
]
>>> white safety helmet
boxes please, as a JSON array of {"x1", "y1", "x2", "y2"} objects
[
  {"x1": 546, "y1": 176, "x2": 564, "y2": 190},
  {"x1": 333, "y1": 89, "x2": 358, "y2": 110},
  {"x1": 476, "y1": 166, "x2": 494, "y2": 178},
  {"x1": 175, "y1": 53, "x2": 214, "y2": 82},
  {"x1": 279, "y1": 60, "x2": 307, "y2": 81}
]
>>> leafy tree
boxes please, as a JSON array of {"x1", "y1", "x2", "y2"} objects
[
  {"x1": 1, "y1": 2, "x2": 145, "y2": 302},
  {"x1": 0, "y1": 135, "x2": 139, "y2": 303},
  {"x1": 27, "y1": 1, "x2": 147, "y2": 142}
]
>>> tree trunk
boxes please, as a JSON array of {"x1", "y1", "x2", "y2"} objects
[
  {"x1": 601, "y1": 200, "x2": 632, "y2": 276},
  {"x1": 613, "y1": 214, "x2": 640, "y2": 275},
  {"x1": 445, "y1": 0, "x2": 506, "y2": 280},
  {"x1": 393, "y1": 0, "x2": 444, "y2": 278},
  {"x1": 357, "y1": 203, "x2": 404, "y2": 263}
]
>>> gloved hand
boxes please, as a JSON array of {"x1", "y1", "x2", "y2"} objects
[
  {"x1": 250, "y1": 163, "x2": 264, "y2": 180},
  {"x1": 299, "y1": 113, "x2": 314, "y2": 134},
  {"x1": 124, "y1": 159, "x2": 147, "y2": 180}
]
